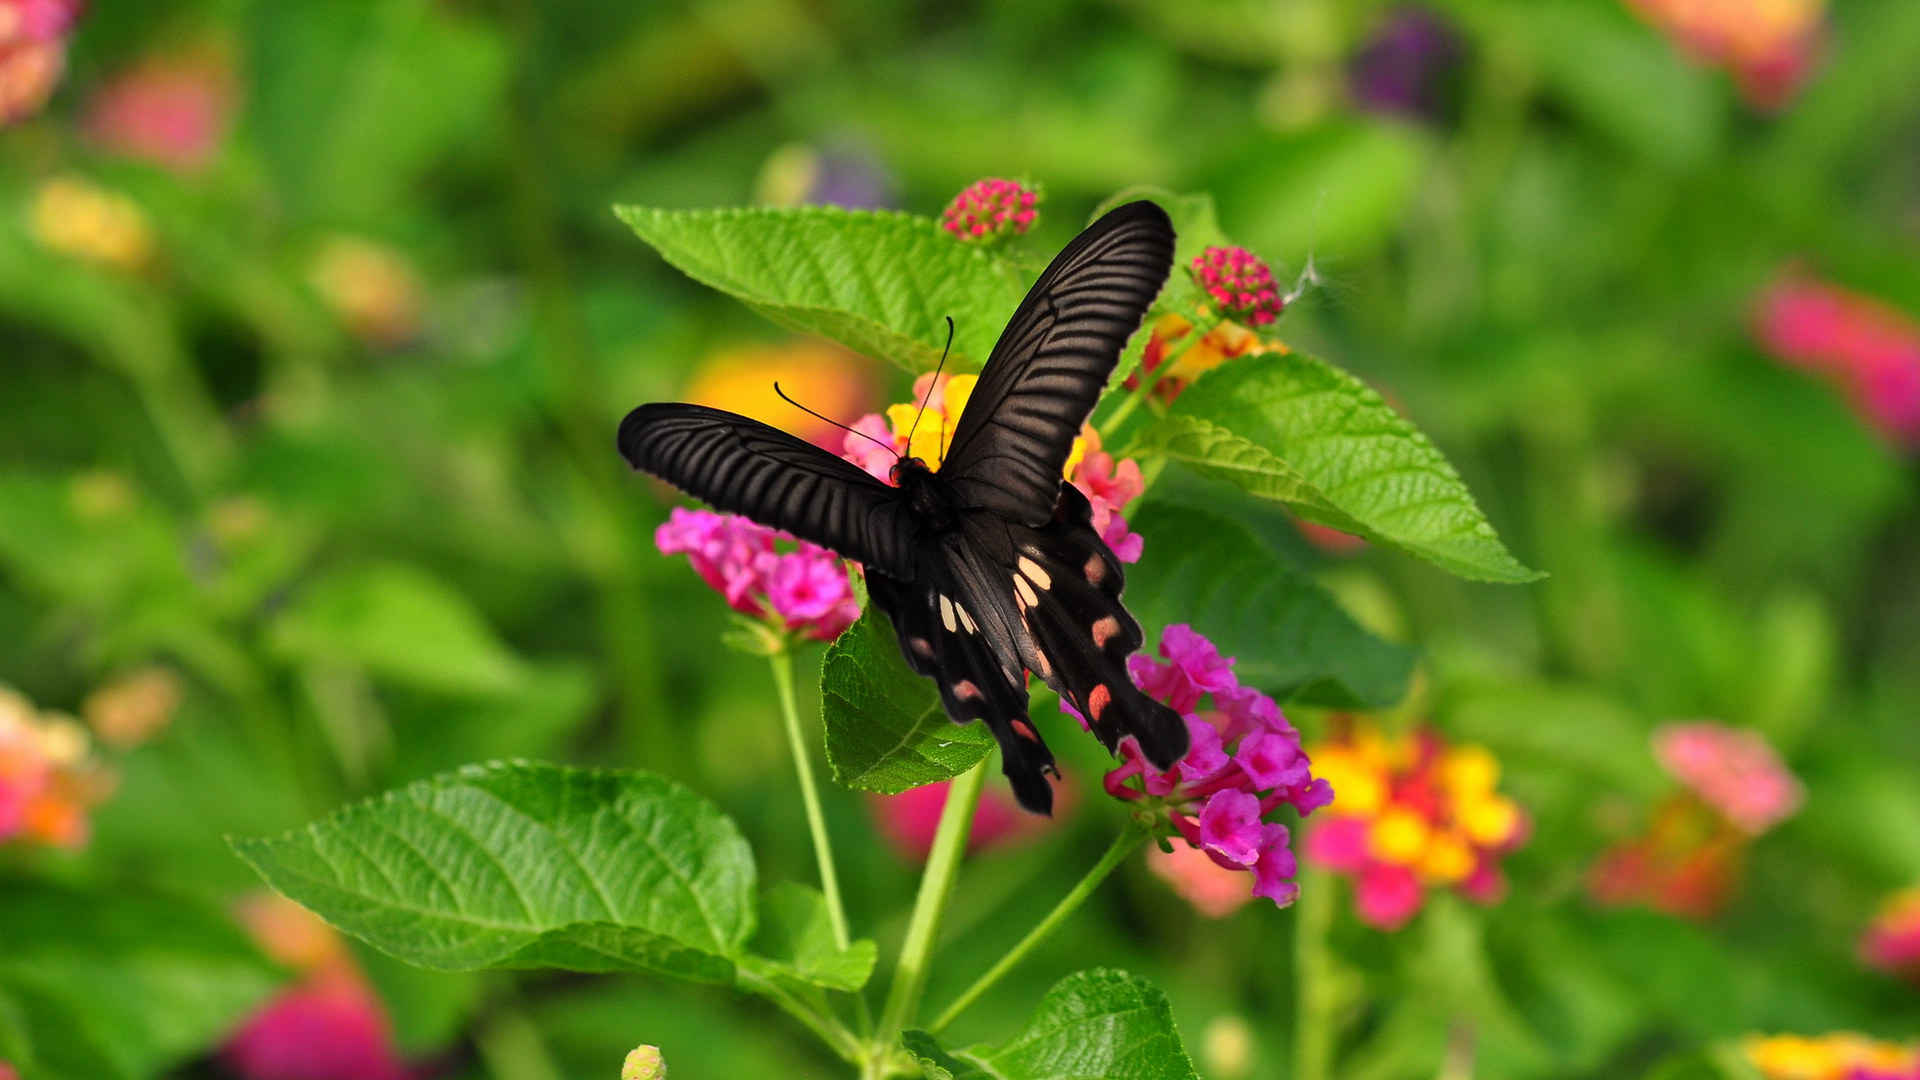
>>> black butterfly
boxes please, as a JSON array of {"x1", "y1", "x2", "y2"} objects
[{"x1": 619, "y1": 200, "x2": 1189, "y2": 813}]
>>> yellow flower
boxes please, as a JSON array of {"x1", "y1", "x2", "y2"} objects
[
  {"x1": 1418, "y1": 830, "x2": 1476, "y2": 885},
  {"x1": 1369, "y1": 806, "x2": 1431, "y2": 865},
  {"x1": 1440, "y1": 745, "x2": 1500, "y2": 798},
  {"x1": 686, "y1": 341, "x2": 874, "y2": 447},
  {"x1": 1458, "y1": 793, "x2": 1521, "y2": 849},
  {"x1": 29, "y1": 176, "x2": 154, "y2": 270},
  {"x1": 1309, "y1": 746, "x2": 1386, "y2": 816}
]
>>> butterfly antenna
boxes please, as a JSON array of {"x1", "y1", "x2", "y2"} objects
[
  {"x1": 773, "y1": 382, "x2": 896, "y2": 458},
  {"x1": 904, "y1": 316, "x2": 956, "y2": 462}
]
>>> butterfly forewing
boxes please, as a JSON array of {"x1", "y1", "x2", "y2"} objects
[
  {"x1": 940, "y1": 201, "x2": 1175, "y2": 525},
  {"x1": 618, "y1": 403, "x2": 917, "y2": 578}
]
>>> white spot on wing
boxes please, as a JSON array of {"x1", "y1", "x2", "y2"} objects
[
  {"x1": 1012, "y1": 574, "x2": 1039, "y2": 608},
  {"x1": 1017, "y1": 556, "x2": 1052, "y2": 590},
  {"x1": 957, "y1": 604, "x2": 977, "y2": 633},
  {"x1": 939, "y1": 594, "x2": 957, "y2": 633}
]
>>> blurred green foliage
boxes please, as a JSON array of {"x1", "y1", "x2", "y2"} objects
[{"x1": 2, "y1": 0, "x2": 1918, "y2": 1077}]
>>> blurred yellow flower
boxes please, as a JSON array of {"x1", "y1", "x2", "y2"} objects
[
  {"x1": 686, "y1": 341, "x2": 876, "y2": 450},
  {"x1": 308, "y1": 236, "x2": 422, "y2": 348},
  {"x1": 1744, "y1": 1032, "x2": 1918, "y2": 1080},
  {"x1": 29, "y1": 176, "x2": 154, "y2": 270},
  {"x1": 83, "y1": 665, "x2": 182, "y2": 749}
]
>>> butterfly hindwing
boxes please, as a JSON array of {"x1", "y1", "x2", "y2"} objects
[
  {"x1": 867, "y1": 564, "x2": 1059, "y2": 814},
  {"x1": 618, "y1": 403, "x2": 917, "y2": 577},
  {"x1": 1000, "y1": 484, "x2": 1188, "y2": 769},
  {"x1": 940, "y1": 201, "x2": 1176, "y2": 525}
]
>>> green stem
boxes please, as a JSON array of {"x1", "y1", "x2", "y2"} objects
[
  {"x1": 870, "y1": 761, "x2": 988, "y2": 1071},
  {"x1": 737, "y1": 968, "x2": 865, "y2": 1064},
  {"x1": 1097, "y1": 384, "x2": 1150, "y2": 443},
  {"x1": 1294, "y1": 865, "x2": 1337, "y2": 1080},
  {"x1": 927, "y1": 823, "x2": 1149, "y2": 1035},
  {"x1": 768, "y1": 649, "x2": 853, "y2": 952}
]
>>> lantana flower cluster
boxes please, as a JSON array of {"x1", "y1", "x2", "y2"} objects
[
  {"x1": 1, "y1": 684, "x2": 111, "y2": 850},
  {"x1": 941, "y1": 178, "x2": 1039, "y2": 243},
  {"x1": 0, "y1": 0, "x2": 82, "y2": 124},
  {"x1": 1588, "y1": 722, "x2": 1802, "y2": 918},
  {"x1": 1861, "y1": 886, "x2": 1920, "y2": 984},
  {"x1": 1124, "y1": 312, "x2": 1289, "y2": 405},
  {"x1": 1623, "y1": 0, "x2": 1825, "y2": 109},
  {"x1": 1754, "y1": 271, "x2": 1920, "y2": 448},
  {"x1": 841, "y1": 371, "x2": 1146, "y2": 561},
  {"x1": 1190, "y1": 246, "x2": 1283, "y2": 328},
  {"x1": 1303, "y1": 720, "x2": 1528, "y2": 930},
  {"x1": 655, "y1": 508, "x2": 859, "y2": 642},
  {"x1": 1744, "y1": 1033, "x2": 1920, "y2": 1080},
  {"x1": 1090, "y1": 625, "x2": 1331, "y2": 911}
]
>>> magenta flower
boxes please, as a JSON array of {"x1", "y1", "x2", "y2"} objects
[
  {"x1": 868, "y1": 777, "x2": 1061, "y2": 860},
  {"x1": 1652, "y1": 722, "x2": 1803, "y2": 836},
  {"x1": 941, "y1": 178, "x2": 1040, "y2": 243},
  {"x1": 1189, "y1": 246, "x2": 1283, "y2": 328},
  {"x1": 1861, "y1": 886, "x2": 1920, "y2": 984},
  {"x1": 655, "y1": 507, "x2": 857, "y2": 640},
  {"x1": 223, "y1": 971, "x2": 411, "y2": 1080},
  {"x1": 1754, "y1": 271, "x2": 1920, "y2": 448},
  {"x1": 1084, "y1": 625, "x2": 1330, "y2": 911},
  {"x1": 83, "y1": 48, "x2": 236, "y2": 172}
]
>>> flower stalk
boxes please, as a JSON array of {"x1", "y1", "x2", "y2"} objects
[{"x1": 768, "y1": 647, "x2": 854, "y2": 953}]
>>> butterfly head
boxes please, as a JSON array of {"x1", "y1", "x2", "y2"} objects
[{"x1": 888, "y1": 455, "x2": 932, "y2": 486}]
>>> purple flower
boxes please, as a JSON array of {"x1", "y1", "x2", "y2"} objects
[
  {"x1": 1348, "y1": 6, "x2": 1465, "y2": 122},
  {"x1": 654, "y1": 507, "x2": 857, "y2": 641},
  {"x1": 1087, "y1": 624, "x2": 1330, "y2": 911}
]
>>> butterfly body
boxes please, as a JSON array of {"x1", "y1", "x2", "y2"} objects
[{"x1": 621, "y1": 201, "x2": 1189, "y2": 813}]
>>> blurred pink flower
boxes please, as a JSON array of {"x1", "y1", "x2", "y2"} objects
[
  {"x1": 1653, "y1": 722, "x2": 1803, "y2": 835},
  {"x1": 1622, "y1": 0, "x2": 1825, "y2": 109},
  {"x1": 1190, "y1": 246, "x2": 1283, "y2": 328},
  {"x1": 1861, "y1": 886, "x2": 1920, "y2": 984},
  {"x1": 83, "y1": 47, "x2": 235, "y2": 170},
  {"x1": 1087, "y1": 625, "x2": 1329, "y2": 910},
  {"x1": 655, "y1": 507, "x2": 857, "y2": 641},
  {"x1": 1, "y1": 685, "x2": 111, "y2": 850},
  {"x1": 1148, "y1": 842, "x2": 1257, "y2": 918},
  {"x1": 868, "y1": 777, "x2": 1061, "y2": 860},
  {"x1": 1754, "y1": 272, "x2": 1920, "y2": 448},
  {"x1": 0, "y1": 0, "x2": 81, "y2": 126},
  {"x1": 941, "y1": 178, "x2": 1039, "y2": 243},
  {"x1": 223, "y1": 970, "x2": 411, "y2": 1080}
]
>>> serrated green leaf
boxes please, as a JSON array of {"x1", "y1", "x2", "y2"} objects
[
  {"x1": 1125, "y1": 503, "x2": 1415, "y2": 707},
  {"x1": 740, "y1": 882, "x2": 877, "y2": 993},
  {"x1": 1140, "y1": 354, "x2": 1541, "y2": 583},
  {"x1": 267, "y1": 562, "x2": 529, "y2": 696},
  {"x1": 822, "y1": 606, "x2": 994, "y2": 792},
  {"x1": 0, "y1": 885, "x2": 280, "y2": 1080},
  {"x1": 614, "y1": 205, "x2": 1030, "y2": 372},
  {"x1": 230, "y1": 762, "x2": 753, "y2": 980},
  {"x1": 920, "y1": 969, "x2": 1198, "y2": 1080}
]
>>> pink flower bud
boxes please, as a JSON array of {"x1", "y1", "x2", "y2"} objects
[
  {"x1": 1188, "y1": 246, "x2": 1285, "y2": 327},
  {"x1": 941, "y1": 178, "x2": 1041, "y2": 244}
]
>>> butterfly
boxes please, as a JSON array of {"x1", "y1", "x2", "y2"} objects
[{"x1": 619, "y1": 200, "x2": 1189, "y2": 813}]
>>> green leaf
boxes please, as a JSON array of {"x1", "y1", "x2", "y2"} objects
[
  {"x1": 909, "y1": 969, "x2": 1198, "y2": 1080},
  {"x1": 1140, "y1": 353, "x2": 1541, "y2": 583},
  {"x1": 268, "y1": 562, "x2": 529, "y2": 696},
  {"x1": 614, "y1": 205, "x2": 1030, "y2": 372},
  {"x1": 1124, "y1": 503, "x2": 1415, "y2": 707},
  {"x1": 230, "y1": 761, "x2": 753, "y2": 982},
  {"x1": 741, "y1": 882, "x2": 877, "y2": 992},
  {"x1": 902, "y1": 1029, "x2": 995, "y2": 1080},
  {"x1": 0, "y1": 885, "x2": 280, "y2": 1080},
  {"x1": 822, "y1": 606, "x2": 994, "y2": 793}
]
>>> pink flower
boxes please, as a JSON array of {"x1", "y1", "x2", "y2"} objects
[
  {"x1": 1622, "y1": 0, "x2": 1824, "y2": 109},
  {"x1": 82, "y1": 48, "x2": 235, "y2": 171},
  {"x1": 1189, "y1": 246, "x2": 1284, "y2": 327},
  {"x1": 1861, "y1": 886, "x2": 1920, "y2": 984},
  {"x1": 869, "y1": 777, "x2": 1062, "y2": 860},
  {"x1": 1091, "y1": 625, "x2": 1327, "y2": 912},
  {"x1": 1148, "y1": 843, "x2": 1256, "y2": 918},
  {"x1": 941, "y1": 178, "x2": 1040, "y2": 243},
  {"x1": 654, "y1": 507, "x2": 857, "y2": 641},
  {"x1": 1355, "y1": 863, "x2": 1424, "y2": 931},
  {"x1": 1652, "y1": 722, "x2": 1803, "y2": 835},
  {"x1": 223, "y1": 970, "x2": 411, "y2": 1080},
  {"x1": 1754, "y1": 271, "x2": 1920, "y2": 447},
  {"x1": 0, "y1": 0, "x2": 81, "y2": 126},
  {"x1": 842, "y1": 414, "x2": 898, "y2": 481}
]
